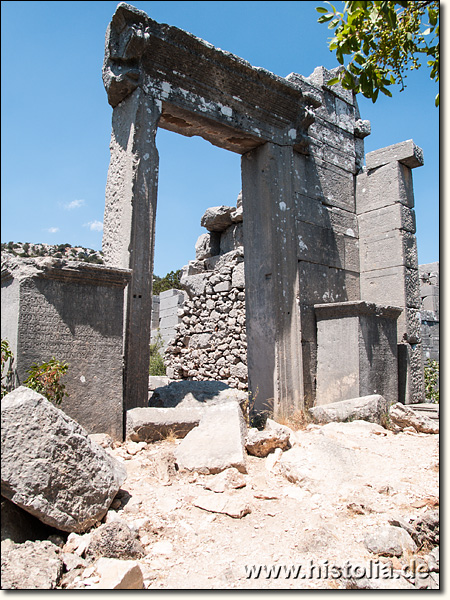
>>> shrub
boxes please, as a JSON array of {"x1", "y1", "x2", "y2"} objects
[
  {"x1": 24, "y1": 357, "x2": 69, "y2": 405},
  {"x1": 1, "y1": 340, "x2": 15, "y2": 398},
  {"x1": 149, "y1": 332, "x2": 166, "y2": 376},
  {"x1": 424, "y1": 359, "x2": 439, "y2": 403}
]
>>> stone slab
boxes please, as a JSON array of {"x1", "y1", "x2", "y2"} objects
[
  {"x1": 126, "y1": 406, "x2": 204, "y2": 442},
  {"x1": 366, "y1": 140, "x2": 424, "y2": 170},
  {"x1": 175, "y1": 402, "x2": 247, "y2": 474}
]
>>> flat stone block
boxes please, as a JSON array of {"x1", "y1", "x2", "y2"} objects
[
  {"x1": 356, "y1": 163, "x2": 415, "y2": 214},
  {"x1": 159, "y1": 314, "x2": 181, "y2": 329},
  {"x1": 360, "y1": 266, "x2": 420, "y2": 309},
  {"x1": 175, "y1": 402, "x2": 247, "y2": 474},
  {"x1": 296, "y1": 220, "x2": 345, "y2": 269},
  {"x1": 360, "y1": 230, "x2": 418, "y2": 272},
  {"x1": 298, "y1": 262, "x2": 360, "y2": 305},
  {"x1": 314, "y1": 302, "x2": 401, "y2": 405},
  {"x1": 214, "y1": 281, "x2": 232, "y2": 293},
  {"x1": 358, "y1": 204, "x2": 416, "y2": 235},
  {"x1": 398, "y1": 342, "x2": 424, "y2": 404},
  {"x1": 309, "y1": 394, "x2": 389, "y2": 426},
  {"x1": 366, "y1": 140, "x2": 424, "y2": 170},
  {"x1": 126, "y1": 406, "x2": 205, "y2": 442}
]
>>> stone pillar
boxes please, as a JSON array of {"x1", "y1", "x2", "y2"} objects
[
  {"x1": 357, "y1": 140, "x2": 424, "y2": 403},
  {"x1": 241, "y1": 143, "x2": 304, "y2": 417},
  {"x1": 102, "y1": 88, "x2": 161, "y2": 413}
]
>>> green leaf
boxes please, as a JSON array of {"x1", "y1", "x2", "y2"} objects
[
  {"x1": 316, "y1": 6, "x2": 329, "y2": 13},
  {"x1": 326, "y1": 76, "x2": 340, "y2": 86},
  {"x1": 318, "y1": 14, "x2": 335, "y2": 23},
  {"x1": 435, "y1": 92, "x2": 439, "y2": 107},
  {"x1": 380, "y1": 86, "x2": 392, "y2": 97}
]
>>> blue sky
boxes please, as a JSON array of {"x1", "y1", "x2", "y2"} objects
[{"x1": 1, "y1": 1, "x2": 440, "y2": 275}]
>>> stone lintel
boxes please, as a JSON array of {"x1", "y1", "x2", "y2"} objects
[
  {"x1": 103, "y1": 3, "x2": 315, "y2": 153},
  {"x1": 2, "y1": 257, "x2": 131, "y2": 289},
  {"x1": 314, "y1": 300, "x2": 402, "y2": 320},
  {"x1": 366, "y1": 140, "x2": 424, "y2": 170}
]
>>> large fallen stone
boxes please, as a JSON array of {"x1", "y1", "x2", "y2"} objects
[
  {"x1": 200, "y1": 205, "x2": 234, "y2": 232},
  {"x1": 309, "y1": 394, "x2": 389, "y2": 426},
  {"x1": 203, "y1": 468, "x2": 246, "y2": 493},
  {"x1": 389, "y1": 402, "x2": 439, "y2": 434},
  {"x1": 1, "y1": 539, "x2": 63, "y2": 589},
  {"x1": 175, "y1": 402, "x2": 247, "y2": 474},
  {"x1": 149, "y1": 379, "x2": 248, "y2": 409},
  {"x1": 85, "y1": 521, "x2": 144, "y2": 561},
  {"x1": 364, "y1": 525, "x2": 417, "y2": 557},
  {"x1": 95, "y1": 557, "x2": 144, "y2": 589},
  {"x1": 126, "y1": 406, "x2": 204, "y2": 442},
  {"x1": 245, "y1": 428, "x2": 291, "y2": 457},
  {"x1": 1, "y1": 386, "x2": 127, "y2": 533}
]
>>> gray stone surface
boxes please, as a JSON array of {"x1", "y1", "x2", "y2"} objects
[
  {"x1": 315, "y1": 302, "x2": 401, "y2": 405},
  {"x1": 364, "y1": 525, "x2": 417, "y2": 557},
  {"x1": 1, "y1": 386, "x2": 127, "y2": 533},
  {"x1": 245, "y1": 428, "x2": 291, "y2": 457},
  {"x1": 96, "y1": 557, "x2": 144, "y2": 589},
  {"x1": 102, "y1": 86, "x2": 160, "y2": 413},
  {"x1": 175, "y1": 402, "x2": 247, "y2": 474},
  {"x1": 389, "y1": 402, "x2": 439, "y2": 434},
  {"x1": 365, "y1": 139, "x2": 424, "y2": 170},
  {"x1": 85, "y1": 521, "x2": 144, "y2": 560},
  {"x1": 126, "y1": 406, "x2": 204, "y2": 442},
  {"x1": 1, "y1": 256, "x2": 130, "y2": 440},
  {"x1": 309, "y1": 394, "x2": 389, "y2": 426},
  {"x1": 201, "y1": 206, "x2": 235, "y2": 232},
  {"x1": 1, "y1": 539, "x2": 63, "y2": 589},
  {"x1": 149, "y1": 379, "x2": 248, "y2": 409}
]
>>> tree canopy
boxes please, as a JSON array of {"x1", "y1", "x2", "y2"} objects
[
  {"x1": 153, "y1": 270, "x2": 182, "y2": 295},
  {"x1": 316, "y1": 1, "x2": 439, "y2": 106}
]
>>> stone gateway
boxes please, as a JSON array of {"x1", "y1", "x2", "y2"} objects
[{"x1": 101, "y1": 2, "x2": 423, "y2": 418}]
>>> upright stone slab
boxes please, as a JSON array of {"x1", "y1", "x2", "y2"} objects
[
  {"x1": 102, "y1": 88, "x2": 161, "y2": 412},
  {"x1": 314, "y1": 301, "x2": 401, "y2": 406},
  {"x1": 1, "y1": 257, "x2": 130, "y2": 440},
  {"x1": 357, "y1": 140, "x2": 424, "y2": 403}
]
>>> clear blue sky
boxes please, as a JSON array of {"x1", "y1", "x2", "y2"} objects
[{"x1": 1, "y1": 1, "x2": 440, "y2": 275}]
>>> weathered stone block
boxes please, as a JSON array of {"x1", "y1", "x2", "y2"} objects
[
  {"x1": 314, "y1": 302, "x2": 401, "y2": 405},
  {"x1": 296, "y1": 220, "x2": 345, "y2": 269},
  {"x1": 195, "y1": 232, "x2": 220, "y2": 260},
  {"x1": 1, "y1": 387, "x2": 127, "y2": 533},
  {"x1": 360, "y1": 266, "x2": 420, "y2": 309},
  {"x1": 175, "y1": 402, "x2": 247, "y2": 474},
  {"x1": 180, "y1": 272, "x2": 208, "y2": 297},
  {"x1": 358, "y1": 204, "x2": 416, "y2": 235},
  {"x1": 360, "y1": 230, "x2": 418, "y2": 272},
  {"x1": 356, "y1": 162, "x2": 415, "y2": 213},
  {"x1": 232, "y1": 262, "x2": 245, "y2": 289},
  {"x1": 0, "y1": 257, "x2": 130, "y2": 439},
  {"x1": 298, "y1": 262, "x2": 360, "y2": 305},
  {"x1": 365, "y1": 139, "x2": 424, "y2": 170},
  {"x1": 220, "y1": 223, "x2": 243, "y2": 254},
  {"x1": 126, "y1": 406, "x2": 204, "y2": 441},
  {"x1": 398, "y1": 342, "x2": 424, "y2": 405},
  {"x1": 309, "y1": 394, "x2": 389, "y2": 426},
  {"x1": 201, "y1": 206, "x2": 235, "y2": 232}
]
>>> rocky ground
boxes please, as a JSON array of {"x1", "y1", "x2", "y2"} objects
[{"x1": 15, "y1": 419, "x2": 437, "y2": 591}]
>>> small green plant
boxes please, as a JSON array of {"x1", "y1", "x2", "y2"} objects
[
  {"x1": 1, "y1": 339, "x2": 15, "y2": 398},
  {"x1": 24, "y1": 357, "x2": 69, "y2": 405},
  {"x1": 149, "y1": 332, "x2": 166, "y2": 376},
  {"x1": 424, "y1": 358, "x2": 439, "y2": 403}
]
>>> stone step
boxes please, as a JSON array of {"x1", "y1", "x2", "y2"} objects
[{"x1": 409, "y1": 403, "x2": 439, "y2": 421}]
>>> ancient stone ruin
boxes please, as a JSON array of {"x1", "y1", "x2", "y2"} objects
[
  {"x1": 1, "y1": 2, "x2": 430, "y2": 437},
  {"x1": 101, "y1": 2, "x2": 424, "y2": 419}
]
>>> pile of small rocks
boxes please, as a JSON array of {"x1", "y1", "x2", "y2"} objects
[{"x1": 164, "y1": 196, "x2": 248, "y2": 390}]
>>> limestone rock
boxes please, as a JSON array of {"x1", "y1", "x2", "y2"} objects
[
  {"x1": 203, "y1": 468, "x2": 246, "y2": 493},
  {"x1": 95, "y1": 557, "x2": 144, "y2": 589},
  {"x1": 200, "y1": 206, "x2": 234, "y2": 232},
  {"x1": 389, "y1": 402, "x2": 439, "y2": 434},
  {"x1": 309, "y1": 394, "x2": 389, "y2": 426},
  {"x1": 412, "y1": 511, "x2": 439, "y2": 548},
  {"x1": 245, "y1": 428, "x2": 291, "y2": 457},
  {"x1": 192, "y1": 494, "x2": 251, "y2": 518},
  {"x1": 265, "y1": 418, "x2": 296, "y2": 445},
  {"x1": 126, "y1": 406, "x2": 204, "y2": 442},
  {"x1": 231, "y1": 261, "x2": 245, "y2": 289},
  {"x1": 195, "y1": 232, "x2": 220, "y2": 260},
  {"x1": 150, "y1": 380, "x2": 248, "y2": 409},
  {"x1": 85, "y1": 521, "x2": 144, "y2": 560},
  {"x1": 1, "y1": 387, "x2": 127, "y2": 533},
  {"x1": 175, "y1": 402, "x2": 247, "y2": 474},
  {"x1": 364, "y1": 525, "x2": 417, "y2": 557},
  {"x1": 1, "y1": 539, "x2": 63, "y2": 589},
  {"x1": 89, "y1": 433, "x2": 114, "y2": 449}
]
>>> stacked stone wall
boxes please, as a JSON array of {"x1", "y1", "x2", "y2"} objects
[{"x1": 164, "y1": 199, "x2": 248, "y2": 390}]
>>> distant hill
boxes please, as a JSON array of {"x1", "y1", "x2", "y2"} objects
[{"x1": 1, "y1": 241, "x2": 104, "y2": 264}]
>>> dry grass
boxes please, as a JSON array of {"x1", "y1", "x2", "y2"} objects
[{"x1": 276, "y1": 408, "x2": 311, "y2": 431}]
